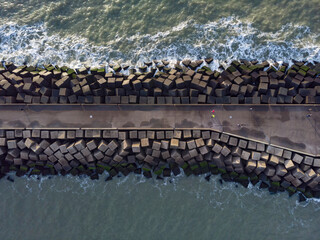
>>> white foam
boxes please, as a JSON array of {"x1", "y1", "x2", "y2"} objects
[{"x1": 0, "y1": 17, "x2": 319, "y2": 69}]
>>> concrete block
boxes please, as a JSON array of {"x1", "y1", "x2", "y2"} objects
[
  {"x1": 269, "y1": 155, "x2": 280, "y2": 166},
  {"x1": 66, "y1": 131, "x2": 76, "y2": 139},
  {"x1": 189, "y1": 149, "x2": 198, "y2": 158},
  {"x1": 228, "y1": 137, "x2": 238, "y2": 147},
  {"x1": 141, "y1": 138, "x2": 150, "y2": 148},
  {"x1": 206, "y1": 139, "x2": 214, "y2": 148},
  {"x1": 270, "y1": 175, "x2": 282, "y2": 182},
  {"x1": 157, "y1": 96, "x2": 165, "y2": 104},
  {"x1": 152, "y1": 141, "x2": 161, "y2": 151},
  {"x1": 7, "y1": 140, "x2": 17, "y2": 149},
  {"x1": 54, "y1": 150, "x2": 64, "y2": 159},
  {"x1": 161, "y1": 140, "x2": 169, "y2": 150},
  {"x1": 220, "y1": 134, "x2": 229, "y2": 143},
  {"x1": 48, "y1": 155, "x2": 58, "y2": 163},
  {"x1": 276, "y1": 165, "x2": 288, "y2": 177},
  {"x1": 0, "y1": 138, "x2": 6, "y2": 147},
  {"x1": 23, "y1": 130, "x2": 31, "y2": 139},
  {"x1": 25, "y1": 138, "x2": 35, "y2": 149},
  {"x1": 92, "y1": 130, "x2": 101, "y2": 138},
  {"x1": 291, "y1": 178, "x2": 302, "y2": 188},
  {"x1": 166, "y1": 131, "x2": 174, "y2": 139},
  {"x1": 170, "y1": 139, "x2": 179, "y2": 149},
  {"x1": 57, "y1": 131, "x2": 66, "y2": 139},
  {"x1": 31, "y1": 143, "x2": 42, "y2": 154},
  {"x1": 75, "y1": 139, "x2": 86, "y2": 151},
  {"x1": 293, "y1": 94, "x2": 304, "y2": 104},
  {"x1": 96, "y1": 140, "x2": 108, "y2": 152},
  {"x1": 283, "y1": 150, "x2": 292, "y2": 159},
  {"x1": 199, "y1": 146, "x2": 209, "y2": 155},
  {"x1": 195, "y1": 138, "x2": 205, "y2": 148},
  {"x1": 266, "y1": 145, "x2": 275, "y2": 155},
  {"x1": 129, "y1": 95, "x2": 137, "y2": 103},
  {"x1": 86, "y1": 140, "x2": 97, "y2": 151},
  {"x1": 238, "y1": 139, "x2": 248, "y2": 149},
  {"x1": 256, "y1": 143, "x2": 265, "y2": 152},
  {"x1": 156, "y1": 131, "x2": 165, "y2": 140},
  {"x1": 132, "y1": 142, "x2": 141, "y2": 153},
  {"x1": 183, "y1": 130, "x2": 192, "y2": 139},
  {"x1": 231, "y1": 146, "x2": 242, "y2": 157},
  {"x1": 161, "y1": 150, "x2": 170, "y2": 159},
  {"x1": 303, "y1": 156, "x2": 314, "y2": 166},
  {"x1": 247, "y1": 141, "x2": 257, "y2": 150},
  {"x1": 165, "y1": 96, "x2": 173, "y2": 104},
  {"x1": 212, "y1": 143, "x2": 222, "y2": 154},
  {"x1": 201, "y1": 131, "x2": 210, "y2": 140},
  {"x1": 300, "y1": 163, "x2": 310, "y2": 172},
  {"x1": 313, "y1": 158, "x2": 320, "y2": 167},
  {"x1": 305, "y1": 168, "x2": 316, "y2": 179},
  {"x1": 173, "y1": 130, "x2": 182, "y2": 139},
  {"x1": 6, "y1": 131, "x2": 15, "y2": 139},
  {"x1": 76, "y1": 129, "x2": 84, "y2": 138},
  {"x1": 241, "y1": 150, "x2": 250, "y2": 161},
  {"x1": 221, "y1": 146, "x2": 231, "y2": 157},
  {"x1": 292, "y1": 153, "x2": 303, "y2": 164},
  {"x1": 284, "y1": 173, "x2": 295, "y2": 182},
  {"x1": 147, "y1": 131, "x2": 155, "y2": 139},
  {"x1": 224, "y1": 155, "x2": 232, "y2": 165},
  {"x1": 284, "y1": 160, "x2": 295, "y2": 170},
  {"x1": 274, "y1": 147, "x2": 284, "y2": 157},
  {"x1": 66, "y1": 143, "x2": 77, "y2": 155},
  {"x1": 80, "y1": 147, "x2": 91, "y2": 157},
  {"x1": 292, "y1": 167, "x2": 304, "y2": 179},
  {"x1": 41, "y1": 130, "x2": 50, "y2": 139},
  {"x1": 50, "y1": 131, "x2": 59, "y2": 139},
  {"x1": 255, "y1": 161, "x2": 266, "y2": 175},
  {"x1": 178, "y1": 141, "x2": 186, "y2": 150},
  {"x1": 121, "y1": 139, "x2": 132, "y2": 151},
  {"x1": 251, "y1": 151, "x2": 261, "y2": 160},
  {"x1": 118, "y1": 131, "x2": 127, "y2": 140},
  {"x1": 108, "y1": 140, "x2": 119, "y2": 151},
  {"x1": 14, "y1": 129, "x2": 22, "y2": 138},
  {"x1": 192, "y1": 130, "x2": 201, "y2": 138},
  {"x1": 149, "y1": 148, "x2": 160, "y2": 159},
  {"x1": 8, "y1": 149, "x2": 20, "y2": 158},
  {"x1": 138, "y1": 131, "x2": 147, "y2": 139},
  {"x1": 264, "y1": 166, "x2": 275, "y2": 177},
  {"x1": 232, "y1": 156, "x2": 242, "y2": 168},
  {"x1": 187, "y1": 140, "x2": 196, "y2": 150},
  {"x1": 129, "y1": 130, "x2": 138, "y2": 139},
  {"x1": 245, "y1": 160, "x2": 256, "y2": 173},
  {"x1": 144, "y1": 155, "x2": 156, "y2": 166}
]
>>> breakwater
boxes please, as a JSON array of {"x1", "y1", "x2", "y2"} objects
[
  {"x1": 0, "y1": 60, "x2": 319, "y2": 104},
  {"x1": 0, "y1": 128, "x2": 319, "y2": 200}
]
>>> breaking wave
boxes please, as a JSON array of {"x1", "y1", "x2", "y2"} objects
[{"x1": 0, "y1": 17, "x2": 319, "y2": 68}]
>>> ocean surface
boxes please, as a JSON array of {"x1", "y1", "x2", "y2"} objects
[{"x1": 0, "y1": 0, "x2": 320, "y2": 239}]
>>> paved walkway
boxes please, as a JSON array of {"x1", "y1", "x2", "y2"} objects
[{"x1": 0, "y1": 104, "x2": 319, "y2": 155}]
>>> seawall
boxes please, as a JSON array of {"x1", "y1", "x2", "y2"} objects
[
  {"x1": 0, "y1": 59, "x2": 319, "y2": 104},
  {"x1": 0, "y1": 128, "x2": 319, "y2": 199}
]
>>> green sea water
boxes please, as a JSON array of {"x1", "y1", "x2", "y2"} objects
[
  {"x1": 0, "y1": 0, "x2": 319, "y2": 66},
  {"x1": 0, "y1": 0, "x2": 320, "y2": 239},
  {"x1": 1, "y1": 174, "x2": 319, "y2": 240}
]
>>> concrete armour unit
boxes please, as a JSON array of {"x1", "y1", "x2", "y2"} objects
[
  {"x1": 0, "y1": 128, "x2": 319, "y2": 198},
  {"x1": 1, "y1": 60, "x2": 320, "y2": 104}
]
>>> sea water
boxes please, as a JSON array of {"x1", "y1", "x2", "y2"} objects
[{"x1": 0, "y1": 0, "x2": 320, "y2": 239}]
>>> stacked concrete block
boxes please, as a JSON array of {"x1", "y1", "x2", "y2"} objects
[
  {"x1": 1, "y1": 61, "x2": 318, "y2": 104},
  {"x1": 0, "y1": 128, "x2": 319, "y2": 197}
]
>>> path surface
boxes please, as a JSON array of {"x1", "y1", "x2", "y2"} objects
[{"x1": 0, "y1": 104, "x2": 319, "y2": 155}]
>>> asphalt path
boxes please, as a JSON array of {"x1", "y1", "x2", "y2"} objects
[{"x1": 0, "y1": 104, "x2": 319, "y2": 155}]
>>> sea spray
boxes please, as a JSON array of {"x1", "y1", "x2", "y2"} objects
[{"x1": 0, "y1": 17, "x2": 319, "y2": 68}]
